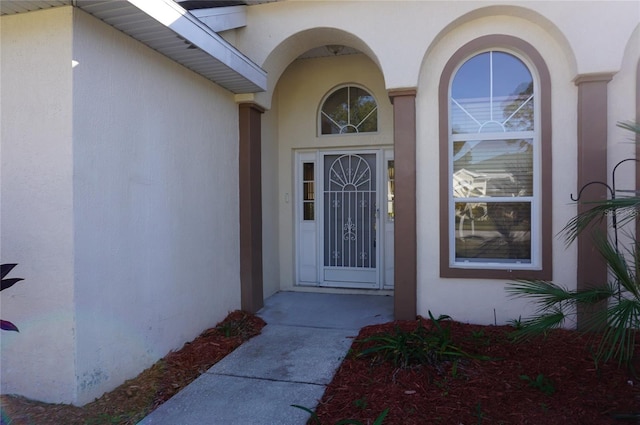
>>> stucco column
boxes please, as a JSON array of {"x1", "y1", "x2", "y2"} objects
[
  {"x1": 239, "y1": 102, "x2": 265, "y2": 313},
  {"x1": 574, "y1": 73, "x2": 614, "y2": 329},
  {"x1": 388, "y1": 89, "x2": 417, "y2": 321}
]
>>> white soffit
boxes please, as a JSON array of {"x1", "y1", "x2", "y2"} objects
[
  {"x1": 1, "y1": 0, "x2": 267, "y2": 94},
  {"x1": 0, "y1": 1, "x2": 71, "y2": 14}
]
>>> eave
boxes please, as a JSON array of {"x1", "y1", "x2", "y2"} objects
[{"x1": 0, "y1": 0, "x2": 267, "y2": 94}]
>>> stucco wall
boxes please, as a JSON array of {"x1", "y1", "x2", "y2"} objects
[
  {"x1": 0, "y1": 7, "x2": 77, "y2": 403},
  {"x1": 245, "y1": 1, "x2": 638, "y2": 324},
  {"x1": 608, "y1": 24, "x2": 640, "y2": 202},
  {"x1": 272, "y1": 53, "x2": 393, "y2": 291},
  {"x1": 1, "y1": 6, "x2": 242, "y2": 405},
  {"x1": 242, "y1": 1, "x2": 639, "y2": 110},
  {"x1": 262, "y1": 90, "x2": 281, "y2": 298},
  {"x1": 71, "y1": 9, "x2": 241, "y2": 404}
]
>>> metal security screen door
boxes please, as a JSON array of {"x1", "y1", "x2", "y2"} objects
[{"x1": 322, "y1": 153, "x2": 378, "y2": 287}]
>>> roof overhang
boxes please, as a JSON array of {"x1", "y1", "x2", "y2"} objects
[{"x1": 1, "y1": 0, "x2": 267, "y2": 94}]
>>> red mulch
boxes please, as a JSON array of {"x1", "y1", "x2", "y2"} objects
[
  {"x1": 0, "y1": 311, "x2": 266, "y2": 425},
  {"x1": 3, "y1": 314, "x2": 640, "y2": 425},
  {"x1": 313, "y1": 319, "x2": 640, "y2": 425}
]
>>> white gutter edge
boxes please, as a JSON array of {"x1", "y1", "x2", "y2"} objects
[{"x1": 128, "y1": 0, "x2": 266, "y2": 91}]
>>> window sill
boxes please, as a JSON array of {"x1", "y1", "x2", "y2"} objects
[{"x1": 440, "y1": 265, "x2": 551, "y2": 280}]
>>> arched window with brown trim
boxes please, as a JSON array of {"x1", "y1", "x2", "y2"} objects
[{"x1": 439, "y1": 35, "x2": 552, "y2": 280}]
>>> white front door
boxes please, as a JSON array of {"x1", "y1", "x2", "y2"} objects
[{"x1": 295, "y1": 149, "x2": 394, "y2": 290}]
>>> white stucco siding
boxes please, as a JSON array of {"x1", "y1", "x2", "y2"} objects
[
  {"x1": 272, "y1": 53, "x2": 393, "y2": 291},
  {"x1": 606, "y1": 24, "x2": 640, "y2": 252},
  {"x1": 71, "y1": 9, "x2": 241, "y2": 404},
  {"x1": 241, "y1": 1, "x2": 637, "y2": 109},
  {"x1": 0, "y1": 7, "x2": 77, "y2": 403},
  {"x1": 261, "y1": 89, "x2": 281, "y2": 299},
  {"x1": 608, "y1": 24, "x2": 640, "y2": 174}
]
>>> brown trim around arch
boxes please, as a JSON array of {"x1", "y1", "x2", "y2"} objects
[{"x1": 438, "y1": 35, "x2": 553, "y2": 280}]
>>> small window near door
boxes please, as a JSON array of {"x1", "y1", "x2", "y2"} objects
[
  {"x1": 387, "y1": 160, "x2": 395, "y2": 221},
  {"x1": 319, "y1": 85, "x2": 378, "y2": 135},
  {"x1": 303, "y1": 162, "x2": 315, "y2": 220}
]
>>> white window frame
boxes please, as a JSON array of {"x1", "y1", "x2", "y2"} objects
[
  {"x1": 447, "y1": 49, "x2": 543, "y2": 271},
  {"x1": 318, "y1": 84, "x2": 379, "y2": 136}
]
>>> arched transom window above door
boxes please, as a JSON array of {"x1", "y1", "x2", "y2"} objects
[{"x1": 319, "y1": 85, "x2": 378, "y2": 135}]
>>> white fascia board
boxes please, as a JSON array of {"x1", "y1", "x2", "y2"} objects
[
  {"x1": 190, "y1": 6, "x2": 247, "y2": 33},
  {"x1": 127, "y1": 0, "x2": 266, "y2": 91}
]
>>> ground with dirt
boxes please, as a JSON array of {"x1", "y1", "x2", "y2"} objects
[
  {"x1": 313, "y1": 318, "x2": 640, "y2": 425},
  {"x1": 2, "y1": 314, "x2": 639, "y2": 425},
  {"x1": 0, "y1": 311, "x2": 266, "y2": 425}
]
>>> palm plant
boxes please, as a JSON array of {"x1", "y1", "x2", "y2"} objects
[
  {"x1": 1, "y1": 263, "x2": 24, "y2": 332},
  {"x1": 506, "y1": 121, "x2": 640, "y2": 367}
]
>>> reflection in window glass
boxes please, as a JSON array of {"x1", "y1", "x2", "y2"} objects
[
  {"x1": 450, "y1": 50, "x2": 535, "y2": 264},
  {"x1": 454, "y1": 202, "x2": 531, "y2": 262},
  {"x1": 451, "y1": 51, "x2": 533, "y2": 134},
  {"x1": 320, "y1": 86, "x2": 378, "y2": 135},
  {"x1": 453, "y1": 139, "x2": 533, "y2": 197}
]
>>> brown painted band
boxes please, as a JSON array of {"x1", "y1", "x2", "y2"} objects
[
  {"x1": 388, "y1": 88, "x2": 418, "y2": 104},
  {"x1": 573, "y1": 73, "x2": 615, "y2": 85}
]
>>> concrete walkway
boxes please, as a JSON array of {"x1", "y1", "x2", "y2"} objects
[{"x1": 138, "y1": 291, "x2": 394, "y2": 425}]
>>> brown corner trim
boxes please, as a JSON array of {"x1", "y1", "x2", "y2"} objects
[
  {"x1": 238, "y1": 102, "x2": 265, "y2": 314},
  {"x1": 388, "y1": 88, "x2": 418, "y2": 104},
  {"x1": 573, "y1": 72, "x2": 615, "y2": 85},
  {"x1": 573, "y1": 71, "x2": 614, "y2": 329},
  {"x1": 239, "y1": 102, "x2": 266, "y2": 114},
  {"x1": 388, "y1": 89, "x2": 418, "y2": 321}
]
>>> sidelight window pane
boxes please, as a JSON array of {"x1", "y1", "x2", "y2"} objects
[{"x1": 302, "y1": 162, "x2": 315, "y2": 220}]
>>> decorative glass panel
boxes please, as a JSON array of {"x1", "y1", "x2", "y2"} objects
[
  {"x1": 320, "y1": 86, "x2": 378, "y2": 135},
  {"x1": 451, "y1": 52, "x2": 533, "y2": 134},
  {"x1": 323, "y1": 154, "x2": 376, "y2": 268}
]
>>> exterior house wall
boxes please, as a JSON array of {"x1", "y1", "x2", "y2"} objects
[
  {"x1": 1, "y1": 7, "x2": 242, "y2": 405},
  {"x1": 240, "y1": 1, "x2": 639, "y2": 324},
  {"x1": 608, "y1": 24, "x2": 640, "y2": 256},
  {"x1": 241, "y1": 1, "x2": 639, "y2": 109},
  {"x1": 1, "y1": 0, "x2": 638, "y2": 406},
  {"x1": 0, "y1": 7, "x2": 77, "y2": 403},
  {"x1": 272, "y1": 53, "x2": 394, "y2": 291},
  {"x1": 608, "y1": 24, "x2": 640, "y2": 205},
  {"x1": 261, "y1": 90, "x2": 281, "y2": 299}
]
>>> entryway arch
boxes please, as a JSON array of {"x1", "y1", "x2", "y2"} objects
[{"x1": 239, "y1": 27, "x2": 417, "y2": 320}]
